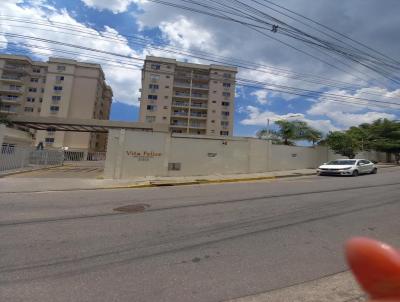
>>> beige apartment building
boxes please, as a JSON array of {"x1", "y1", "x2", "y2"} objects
[
  {"x1": 139, "y1": 56, "x2": 237, "y2": 136},
  {"x1": 0, "y1": 54, "x2": 112, "y2": 151}
]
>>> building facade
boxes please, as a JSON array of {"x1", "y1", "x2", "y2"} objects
[
  {"x1": 0, "y1": 54, "x2": 113, "y2": 151},
  {"x1": 139, "y1": 56, "x2": 237, "y2": 136}
]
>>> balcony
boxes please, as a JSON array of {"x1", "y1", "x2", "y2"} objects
[
  {"x1": 170, "y1": 122, "x2": 188, "y2": 127},
  {"x1": 192, "y1": 84, "x2": 209, "y2": 90},
  {"x1": 174, "y1": 81, "x2": 191, "y2": 88},
  {"x1": 192, "y1": 74, "x2": 209, "y2": 81},
  {"x1": 174, "y1": 92, "x2": 190, "y2": 98},
  {"x1": 1, "y1": 96, "x2": 21, "y2": 104},
  {"x1": 190, "y1": 112, "x2": 207, "y2": 119},
  {"x1": 189, "y1": 123, "x2": 206, "y2": 129},
  {"x1": 0, "y1": 106, "x2": 17, "y2": 114},
  {"x1": 174, "y1": 72, "x2": 191, "y2": 79},
  {"x1": 171, "y1": 111, "x2": 188, "y2": 117},
  {"x1": 191, "y1": 103, "x2": 208, "y2": 109},
  {"x1": 1, "y1": 75, "x2": 23, "y2": 82},
  {"x1": 191, "y1": 93, "x2": 208, "y2": 100},
  {"x1": 0, "y1": 87, "x2": 24, "y2": 94},
  {"x1": 4, "y1": 65, "x2": 28, "y2": 73},
  {"x1": 172, "y1": 102, "x2": 189, "y2": 107}
]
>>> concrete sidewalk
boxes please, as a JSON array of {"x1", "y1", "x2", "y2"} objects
[
  {"x1": 226, "y1": 271, "x2": 366, "y2": 302},
  {"x1": 0, "y1": 168, "x2": 317, "y2": 193},
  {"x1": 0, "y1": 164, "x2": 398, "y2": 193}
]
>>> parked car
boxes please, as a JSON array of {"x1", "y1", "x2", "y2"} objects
[{"x1": 317, "y1": 159, "x2": 377, "y2": 176}]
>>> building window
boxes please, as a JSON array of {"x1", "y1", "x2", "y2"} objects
[
  {"x1": 223, "y1": 83, "x2": 231, "y2": 88},
  {"x1": 41, "y1": 88, "x2": 45, "y2": 93},
  {"x1": 221, "y1": 121, "x2": 229, "y2": 127},
  {"x1": 24, "y1": 107, "x2": 34, "y2": 112},
  {"x1": 150, "y1": 63, "x2": 161, "y2": 70},
  {"x1": 221, "y1": 111, "x2": 230, "y2": 116},
  {"x1": 39, "y1": 98, "x2": 43, "y2": 103},
  {"x1": 147, "y1": 105, "x2": 157, "y2": 111},
  {"x1": 50, "y1": 105, "x2": 59, "y2": 112},
  {"x1": 168, "y1": 163, "x2": 181, "y2": 171},
  {"x1": 163, "y1": 106, "x2": 168, "y2": 110},
  {"x1": 30, "y1": 78, "x2": 39, "y2": 83},
  {"x1": 166, "y1": 75, "x2": 170, "y2": 79},
  {"x1": 9, "y1": 85, "x2": 21, "y2": 91},
  {"x1": 164, "y1": 96, "x2": 168, "y2": 99},
  {"x1": 56, "y1": 75, "x2": 65, "y2": 82},
  {"x1": 57, "y1": 65, "x2": 66, "y2": 71},
  {"x1": 42, "y1": 78, "x2": 46, "y2": 83},
  {"x1": 212, "y1": 100, "x2": 217, "y2": 103},
  {"x1": 163, "y1": 116, "x2": 167, "y2": 120},
  {"x1": 45, "y1": 138, "x2": 55, "y2": 143},
  {"x1": 223, "y1": 73, "x2": 232, "y2": 78},
  {"x1": 222, "y1": 92, "x2": 231, "y2": 97},
  {"x1": 211, "y1": 120, "x2": 215, "y2": 123},
  {"x1": 166, "y1": 65, "x2": 171, "y2": 69},
  {"x1": 145, "y1": 116, "x2": 156, "y2": 123},
  {"x1": 165, "y1": 85, "x2": 170, "y2": 88},
  {"x1": 26, "y1": 97, "x2": 35, "y2": 102},
  {"x1": 220, "y1": 131, "x2": 229, "y2": 136},
  {"x1": 222, "y1": 101, "x2": 230, "y2": 106},
  {"x1": 148, "y1": 95, "x2": 158, "y2": 100},
  {"x1": 149, "y1": 84, "x2": 159, "y2": 89},
  {"x1": 38, "y1": 108, "x2": 41, "y2": 113},
  {"x1": 214, "y1": 71, "x2": 218, "y2": 75},
  {"x1": 150, "y1": 74, "x2": 160, "y2": 82},
  {"x1": 213, "y1": 91, "x2": 217, "y2": 94},
  {"x1": 52, "y1": 96, "x2": 61, "y2": 101},
  {"x1": 7, "y1": 95, "x2": 18, "y2": 100},
  {"x1": 28, "y1": 87, "x2": 37, "y2": 92},
  {"x1": 32, "y1": 68, "x2": 40, "y2": 73},
  {"x1": 54, "y1": 86, "x2": 63, "y2": 91}
]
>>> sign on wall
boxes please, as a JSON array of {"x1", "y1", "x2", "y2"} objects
[{"x1": 126, "y1": 151, "x2": 162, "y2": 161}]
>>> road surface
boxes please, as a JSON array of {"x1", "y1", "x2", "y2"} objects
[{"x1": 1, "y1": 167, "x2": 399, "y2": 302}]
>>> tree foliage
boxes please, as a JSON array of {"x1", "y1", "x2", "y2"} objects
[
  {"x1": 325, "y1": 119, "x2": 400, "y2": 163},
  {"x1": 257, "y1": 120, "x2": 322, "y2": 146}
]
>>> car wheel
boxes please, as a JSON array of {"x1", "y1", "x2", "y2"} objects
[
  {"x1": 371, "y1": 168, "x2": 378, "y2": 174},
  {"x1": 352, "y1": 170, "x2": 359, "y2": 177}
]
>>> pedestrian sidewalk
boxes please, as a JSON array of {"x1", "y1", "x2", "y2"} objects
[
  {"x1": 0, "y1": 168, "x2": 318, "y2": 193},
  {"x1": 0, "y1": 164, "x2": 397, "y2": 193}
]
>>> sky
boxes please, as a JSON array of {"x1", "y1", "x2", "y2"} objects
[{"x1": 1, "y1": 0, "x2": 399, "y2": 137}]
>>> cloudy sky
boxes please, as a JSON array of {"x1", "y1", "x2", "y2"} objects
[{"x1": 1, "y1": 0, "x2": 399, "y2": 136}]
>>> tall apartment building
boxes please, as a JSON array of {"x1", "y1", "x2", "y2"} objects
[
  {"x1": 139, "y1": 56, "x2": 237, "y2": 136},
  {"x1": 0, "y1": 54, "x2": 113, "y2": 151}
]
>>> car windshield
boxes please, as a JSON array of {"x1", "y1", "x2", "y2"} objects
[{"x1": 327, "y1": 160, "x2": 356, "y2": 165}]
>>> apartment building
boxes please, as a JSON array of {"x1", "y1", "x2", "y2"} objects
[
  {"x1": 0, "y1": 54, "x2": 113, "y2": 151},
  {"x1": 139, "y1": 56, "x2": 237, "y2": 136}
]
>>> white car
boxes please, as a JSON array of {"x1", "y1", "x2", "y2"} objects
[{"x1": 317, "y1": 159, "x2": 377, "y2": 176}]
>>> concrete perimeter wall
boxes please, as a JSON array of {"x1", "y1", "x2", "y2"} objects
[{"x1": 104, "y1": 129, "x2": 390, "y2": 179}]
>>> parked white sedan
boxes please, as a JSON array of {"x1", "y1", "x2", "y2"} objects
[{"x1": 317, "y1": 159, "x2": 377, "y2": 176}]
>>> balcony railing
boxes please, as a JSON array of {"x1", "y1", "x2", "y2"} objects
[
  {"x1": 1, "y1": 97, "x2": 20, "y2": 103},
  {"x1": 190, "y1": 113, "x2": 207, "y2": 118},
  {"x1": 171, "y1": 122, "x2": 188, "y2": 126},
  {"x1": 192, "y1": 74, "x2": 209, "y2": 80},
  {"x1": 191, "y1": 93, "x2": 208, "y2": 99},
  {"x1": 174, "y1": 81, "x2": 191, "y2": 88},
  {"x1": 192, "y1": 84, "x2": 209, "y2": 90},
  {"x1": 171, "y1": 112, "x2": 188, "y2": 117},
  {"x1": 0, "y1": 106, "x2": 17, "y2": 113},
  {"x1": 172, "y1": 102, "x2": 189, "y2": 107},
  {"x1": 174, "y1": 92, "x2": 190, "y2": 98},
  {"x1": 189, "y1": 124, "x2": 206, "y2": 128},
  {"x1": 4, "y1": 65, "x2": 26, "y2": 71},
  {"x1": 1, "y1": 75, "x2": 23, "y2": 81},
  {"x1": 191, "y1": 103, "x2": 208, "y2": 108}
]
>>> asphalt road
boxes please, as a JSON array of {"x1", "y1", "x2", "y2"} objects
[{"x1": 1, "y1": 167, "x2": 400, "y2": 302}]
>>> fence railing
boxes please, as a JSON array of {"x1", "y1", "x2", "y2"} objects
[
  {"x1": 64, "y1": 151, "x2": 106, "y2": 161},
  {"x1": 0, "y1": 146, "x2": 64, "y2": 172}
]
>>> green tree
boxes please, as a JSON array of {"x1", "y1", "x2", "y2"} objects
[
  {"x1": 257, "y1": 120, "x2": 322, "y2": 146},
  {"x1": 325, "y1": 131, "x2": 361, "y2": 159},
  {"x1": 367, "y1": 119, "x2": 400, "y2": 164}
]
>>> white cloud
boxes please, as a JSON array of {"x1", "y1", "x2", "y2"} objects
[
  {"x1": 250, "y1": 90, "x2": 269, "y2": 104},
  {"x1": 239, "y1": 106, "x2": 338, "y2": 133},
  {"x1": 81, "y1": 0, "x2": 144, "y2": 14},
  {"x1": 307, "y1": 87, "x2": 399, "y2": 128}
]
